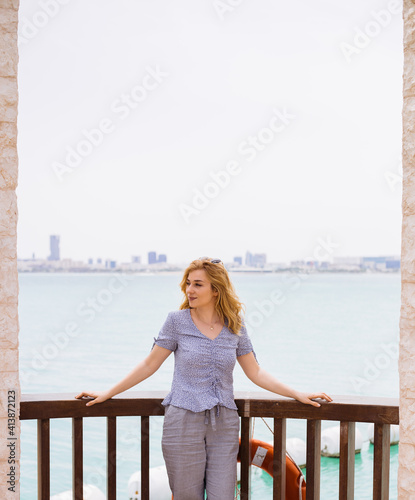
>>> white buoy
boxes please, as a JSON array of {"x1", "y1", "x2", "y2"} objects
[
  {"x1": 128, "y1": 465, "x2": 171, "y2": 500},
  {"x1": 286, "y1": 438, "x2": 306, "y2": 468},
  {"x1": 266, "y1": 438, "x2": 306, "y2": 469},
  {"x1": 50, "y1": 484, "x2": 105, "y2": 500},
  {"x1": 367, "y1": 423, "x2": 399, "y2": 445},
  {"x1": 321, "y1": 425, "x2": 363, "y2": 457}
]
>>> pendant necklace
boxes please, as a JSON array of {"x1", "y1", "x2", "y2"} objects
[{"x1": 195, "y1": 311, "x2": 218, "y2": 330}]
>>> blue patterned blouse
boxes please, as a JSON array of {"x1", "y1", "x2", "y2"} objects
[{"x1": 152, "y1": 309, "x2": 256, "y2": 412}]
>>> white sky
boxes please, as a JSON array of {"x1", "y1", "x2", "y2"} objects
[{"x1": 16, "y1": 0, "x2": 403, "y2": 265}]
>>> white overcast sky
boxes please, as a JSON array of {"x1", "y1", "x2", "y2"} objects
[{"x1": 16, "y1": 0, "x2": 403, "y2": 265}]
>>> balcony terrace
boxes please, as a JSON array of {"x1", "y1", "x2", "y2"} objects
[{"x1": 20, "y1": 392, "x2": 399, "y2": 500}]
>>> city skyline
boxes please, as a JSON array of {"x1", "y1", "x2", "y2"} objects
[{"x1": 18, "y1": 233, "x2": 400, "y2": 268}]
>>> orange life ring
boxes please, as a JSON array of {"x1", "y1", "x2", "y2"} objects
[
  {"x1": 172, "y1": 438, "x2": 306, "y2": 499},
  {"x1": 237, "y1": 438, "x2": 306, "y2": 500}
]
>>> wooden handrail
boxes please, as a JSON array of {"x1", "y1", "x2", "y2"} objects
[
  {"x1": 20, "y1": 392, "x2": 399, "y2": 423},
  {"x1": 20, "y1": 392, "x2": 399, "y2": 500}
]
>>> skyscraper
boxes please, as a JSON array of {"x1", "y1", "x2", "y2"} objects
[
  {"x1": 148, "y1": 251, "x2": 157, "y2": 264},
  {"x1": 158, "y1": 254, "x2": 167, "y2": 263},
  {"x1": 245, "y1": 251, "x2": 253, "y2": 266},
  {"x1": 48, "y1": 235, "x2": 60, "y2": 261},
  {"x1": 253, "y1": 253, "x2": 266, "y2": 268},
  {"x1": 245, "y1": 251, "x2": 266, "y2": 267}
]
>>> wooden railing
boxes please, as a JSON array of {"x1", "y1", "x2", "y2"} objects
[{"x1": 20, "y1": 392, "x2": 399, "y2": 500}]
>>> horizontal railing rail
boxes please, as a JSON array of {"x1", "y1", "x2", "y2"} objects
[{"x1": 20, "y1": 392, "x2": 399, "y2": 500}]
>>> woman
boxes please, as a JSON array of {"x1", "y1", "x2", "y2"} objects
[{"x1": 76, "y1": 257, "x2": 332, "y2": 499}]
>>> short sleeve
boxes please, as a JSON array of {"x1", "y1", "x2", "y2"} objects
[
  {"x1": 236, "y1": 323, "x2": 257, "y2": 361},
  {"x1": 152, "y1": 312, "x2": 178, "y2": 352}
]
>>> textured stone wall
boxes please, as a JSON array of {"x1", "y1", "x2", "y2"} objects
[
  {"x1": 0, "y1": 0, "x2": 20, "y2": 498},
  {"x1": 400, "y1": 1, "x2": 415, "y2": 498}
]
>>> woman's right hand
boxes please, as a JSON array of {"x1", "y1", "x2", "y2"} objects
[{"x1": 75, "y1": 390, "x2": 111, "y2": 406}]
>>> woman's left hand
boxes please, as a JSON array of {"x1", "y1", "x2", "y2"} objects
[{"x1": 294, "y1": 391, "x2": 333, "y2": 407}]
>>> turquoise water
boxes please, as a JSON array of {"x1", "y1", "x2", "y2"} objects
[{"x1": 18, "y1": 272, "x2": 400, "y2": 499}]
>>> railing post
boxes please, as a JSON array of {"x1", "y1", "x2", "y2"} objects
[
  {"x1": 339, "y1": 421, "x2": 355, "y2": 500},
  {"x1": 37, "y1": 419, "x2": 50, "y2": 500},
  {"x1": 141, "y1": 416, "x2": 150, "y2": 500},
  {"x1": 273, "y1": 418, "x2": 286, "y2": 500},
  {"x1": 240, "y1": 416, "x2": 252, "y2": 500},
  {"x1": 72, "y1": 417, "x2": 83, "y2": 500},
  {"x1": 306, "y1": 419, "x2": 321, "y2": 500},
  {"x1": 373, "y1": 423, "x2": 390, "y2": 500},
  {"x1": 107, "y1": 416, "x2": 117, "y2": 499}
]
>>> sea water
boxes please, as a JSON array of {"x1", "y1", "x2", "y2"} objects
[{"x1": 18, "y1": 272, "x2": 400, "y2": 499}]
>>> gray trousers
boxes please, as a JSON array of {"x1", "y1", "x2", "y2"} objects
[{"x1": 162, "y1": 405, "x2": 240, "y2": 500}]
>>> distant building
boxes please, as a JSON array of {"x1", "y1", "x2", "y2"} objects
[
  {"x1": 158, "y1": 254, "x2": 167, "y2": 263},
  {"x1": 132, "y1": 256, "x2": 141, "y2": 264},
  {"x1": 386, "y1": 260, "x2": 400, "y2": 270},
  {"x1": 105, "y1": 259, "x2": 116, "y2": 269},
  {"x1": 148, "y1": 251, "x2": 157, "y2": 265},
  {"x1": 245, "y1": 251, "x2": 253, "y2": 266},
  {"x1": 252, "y1": 253, "x2": 266, "y2": 267},
  {"x1": 362, "y1": 256, "x2": 400, "y2": 270},
  {"x1": 48, "y1": 235, "x2": 60, "y2": 261},
  {"x1": 88, "y1": 258, "x2": 93, "y2": 265},
  {"x1": 234, "y1": 256, "x2": 242, "y2": 266},
  {"x1": 97, "y1": 258, "x2": 102, "y2": 264},
  {"x1": 333, "y1": 256, "x2": 363, "y2": 266},
  {"x1": 332, "y1": 256, "x2": 400, "y2": 271},
  {"x1": 245, "y1": 251, "x2": 266, "y2": 267}
]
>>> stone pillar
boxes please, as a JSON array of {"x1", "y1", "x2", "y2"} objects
[
  {"x1": 400, "y1": 1, "x2": 415, "y2": 498},
  {"x1": 0, "y1": 0, "x2": 20, "y2": 498}
]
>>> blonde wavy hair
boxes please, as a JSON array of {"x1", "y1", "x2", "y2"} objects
[{"x1": 179, "y1": 258, "x2": 245, "y2": 335}]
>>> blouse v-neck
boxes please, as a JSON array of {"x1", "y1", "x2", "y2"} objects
[
  {"x1": 188, "y1": 308, "x2": 225, "y2": 341},
  {"x1": 152, "y1": 309, "x2": 256, "y2": 412}
]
